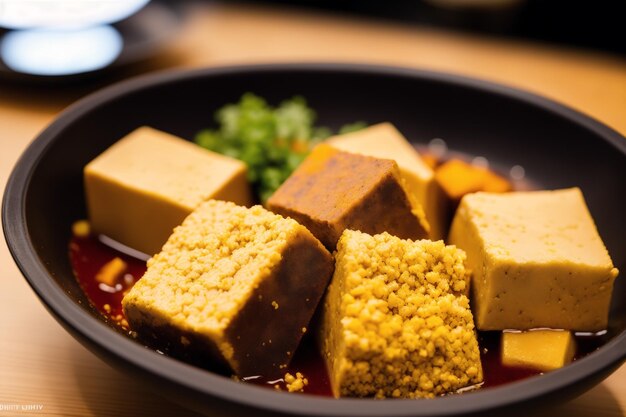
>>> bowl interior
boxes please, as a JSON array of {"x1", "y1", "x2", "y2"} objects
[{"x1": 6, "y1": 64, "x2": 626, "y2": 416}]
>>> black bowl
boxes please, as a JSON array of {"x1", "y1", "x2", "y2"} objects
[{"x1": 3, "y1": 63, "x2": 626, "y2": 417}]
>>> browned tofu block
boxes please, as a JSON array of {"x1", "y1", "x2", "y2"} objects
[
  {"x1": 122, "y1": 200, "x2": 334, "y2": 377},
  {"x1": 267, "y1": 144, "x2": 430, "y2": 250}
]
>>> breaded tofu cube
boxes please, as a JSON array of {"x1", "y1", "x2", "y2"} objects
[
  {"x1": 85, "y1": 127, "x2": 253, "y2": 256},
  {"x1": 449, "y1": 188, "x2": 619, "y2": 331},
  {"x1": 502, "y1": 330, "x2": 575, "y2": 372},
  {"x1": 327, "y1": 123, "x2": 447, "y2": 240},
  {"x1": 320, "y1": 230, "x2": 482, "y2": 398},
  {"x1": 122, "y1": 200, "x2": 334, "y2": 377},
  {"x1": 267, "y1": 144, "x2": 430, "y2": 251}
]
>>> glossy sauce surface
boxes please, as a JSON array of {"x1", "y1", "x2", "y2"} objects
[
  {"x1": 70, "y1": 235, "x2": 145, "y2": 328},
  {"x1": 70, "y1": 234, "x2": 608, "y2": 397}
]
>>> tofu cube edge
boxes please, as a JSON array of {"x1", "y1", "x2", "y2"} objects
[
  {"x1": 327, "y1": 123, "x2": 447, "y2": 240},
  {"x1": 84, "y1": 126, "x2": 253, "y2": 256},
  {"x1": 502, "y1": 330, "x2": 576, "y2": 371},
  {"x1": 449, "y1": 188, "x2": 619, "y2": 331}
]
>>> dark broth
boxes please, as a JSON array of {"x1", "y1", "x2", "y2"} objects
[{"x1": 70, "y1": 234, "x2": 609, "y2": 397}]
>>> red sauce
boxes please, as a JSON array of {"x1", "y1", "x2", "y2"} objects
[
  {"x1": 478, "y1": 331, "x2": 540, "y2": 388},
  {"x1": 242, "y1": 333, "x2": 333, "y2": 396},
  {"x1": 69, "y1": 235, "x2": 145, "y2": 328},
  {"x1": 69, "y1": 234, "x2": 609, "y2": 397}
]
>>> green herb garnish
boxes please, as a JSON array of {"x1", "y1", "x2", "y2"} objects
[{"x1": 195, "y1": 93, "x2": 364, "y2": 203}]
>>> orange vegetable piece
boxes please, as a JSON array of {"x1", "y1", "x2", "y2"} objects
[
  {"x1": 95, "y1": 257, "x2": 127, "y2": 287},
  {"x1": 435, "y1": 159, "x2": 512, "y2": 202}
]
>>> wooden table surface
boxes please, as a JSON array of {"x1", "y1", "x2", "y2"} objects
[{"x1": 1, "y1": 3, "x2": 625, "y2": 416}]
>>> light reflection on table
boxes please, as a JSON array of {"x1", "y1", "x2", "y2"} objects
[{"x1": 1, "y1": 25, "x2": 123, "y2": 76}]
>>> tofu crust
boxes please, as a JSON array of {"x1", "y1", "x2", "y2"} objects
[
  {"x1": 267, "y1": 144, "x2": 429, "y2": 251},
  {"x1": 320, "y1": 230, "x2": 482, "y2": 398},
  {"x1": 122, "y1": 200, "x2": 334, "y2": 376},
  {"x1": 327, "y1": 123, "x2": 447, "y2": 240}
]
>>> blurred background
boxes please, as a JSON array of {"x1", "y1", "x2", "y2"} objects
[
  {"x1": 1, "y1": 0, "x2": 625, "y2": 127},
  {"x1": 0, "y1": 0, "x2": 624, "y2": 79},
  {"x1": 254, "y1": 0, "x2": 626, "y2": 54},
  {"x1": 2, "y1": 0, "x2": 625, "y2": 148}
]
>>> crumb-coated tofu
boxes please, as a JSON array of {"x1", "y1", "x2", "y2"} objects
[
  {"x1": 320, "y1": 230, "x2": 482, "y2": 398},
  {"x1": 122, "y1": 200, "x2": 334, "y2": 377},
  {"x1": 449, "y1": 188, "x2": 619, "y2": 331},
  {"x1": 267, "y1": 144, "x2": 430, "y2": 251}
]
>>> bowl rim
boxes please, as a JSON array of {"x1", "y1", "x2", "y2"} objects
[{"x1": 3, "y1": 62, "x2": 626, "y2": 417}]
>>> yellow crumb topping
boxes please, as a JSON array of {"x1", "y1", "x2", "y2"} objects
[
  {"x1": 95, "y1": 257, "x2": 127, "y2": 286},
  {"x1": 321, "y1": 230, "x2": 483, "y2": 398},
  {"x1": 284, "y1": 372, "x2": 309, "y2": 393},
  {"x1": 124, "y1": 200, "x2": 304, "y2": 333},
  {"x1": 120, "y1": 199, "x2": 333, "y2": 376}
]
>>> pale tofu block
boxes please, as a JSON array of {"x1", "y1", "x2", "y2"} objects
[
  {"x1": 502, "y1": 330, "x2": 575, "y2": 371},
  {"x1": 449, "y1": 188, "x2": 619, "y2": 331},
  {"x1": 85, "y1": 127, "x2": 253, "y2": 256},
  {"x1": 327, "y1": 123, "x2": 446, "y2": 240}
]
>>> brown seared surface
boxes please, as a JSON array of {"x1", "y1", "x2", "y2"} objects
[
  {"x1": 225, "y1": 231, "x2": 334, "y2": 376},
  {"x1": 267, "y1": 144, "x2": 429, "y2": 250}
]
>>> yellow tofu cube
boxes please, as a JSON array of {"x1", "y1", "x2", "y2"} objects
[
  {"x1": 84, "y1": 127, "x2": 253, "y2": 256},
  {"x1": 502, "y1": 330, "x2": 575, "y2": 371},
  {"x1": 449, "y1": 188, "x2": 619, "y2": 331},
  {"x1": 327, "y1": 123, "x2": 446, "y2": 240}
]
